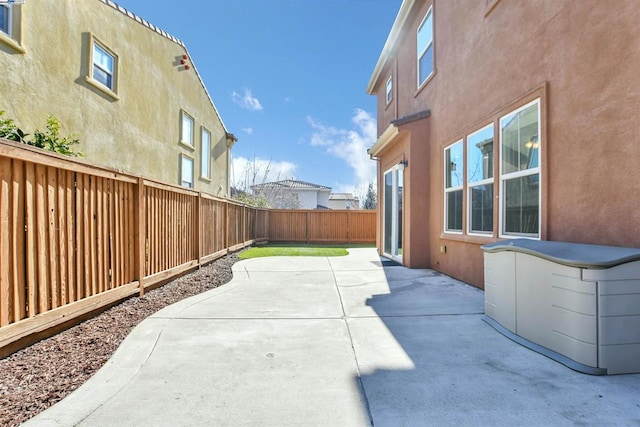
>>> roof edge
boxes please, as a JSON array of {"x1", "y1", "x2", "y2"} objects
[
  {"x1": 366, "y1": 0, "x2": 416, "y2": 94},
  {"x1": 106, "y1": 0, "x2": 232, "y2": 135}
]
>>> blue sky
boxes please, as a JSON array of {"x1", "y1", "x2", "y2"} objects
[{"x1": 113, "y1": 0, "x2": 401, "y2": 197}]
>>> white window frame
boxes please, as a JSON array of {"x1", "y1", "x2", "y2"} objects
[
  {"x1": 91, "y1": 39, "x2": 117, "y2": 91},
  {"x1": 385, "y1": 75, "x2": 393, "y2": 104},
  {"x1": 200, "y1": 127, "x2": 211, "y2": 179},
  {"x1": 444, "y1": 140, "x2": 464, "y2": 234},
  {"x1": 466, "y1": 124, "x2": 495, "y2": 236},
  {"x1": 0, "y1": 3, "x2": 24, "y2": 53},
  {"x1": 181, "y1": 154, "x2": 194, "y2": 189},
  {"x1": 498, "y1": 98, "x2": 541, "y2": 239},
  {"x1": 85, "y1": 35, "x2": 119, "y2": 99},
  {"x1": 180, "y1": 111, "x2": 194, "y2": 147},
  {"x1": 417, "y1": 6, "x2": 434, "y2": 88}
]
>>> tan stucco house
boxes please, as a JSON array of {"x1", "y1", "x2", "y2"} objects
[
  {"x1": 367, "y1": 0, "x2": 640, "y2": 288},
  {"x1": 0, "y1": 0, "x2": 235, "y2": 195}
]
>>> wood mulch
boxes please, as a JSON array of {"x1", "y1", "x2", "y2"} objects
[{"x1": 0, "y1": 251, "x2": 241, "y2": 427}]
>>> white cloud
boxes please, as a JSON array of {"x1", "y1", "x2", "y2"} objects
[
  {"x1": 231, "y1": 155, "x2": 297, "y2": 191},
  {"x1": 284, "y1": 96, "x2": 294, "y2": 103},
  {"x1": 231, "y1": 89, "x2": 263, "y2": 111},
  {"x1": 307, "y1": 109, "x2": 377, "y2": 190},
  {"x1": 242, "y1": 127, "x2": 253, "y2": 135}
]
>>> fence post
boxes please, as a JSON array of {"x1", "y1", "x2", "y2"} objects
[
  {"x1": 196, "y1": 192, "x2": 202, "y2": 267},
  {"x1": 135, "y1": 177, "x2": 145, "y2": 296}
]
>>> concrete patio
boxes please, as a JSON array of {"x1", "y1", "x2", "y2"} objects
[{"x1": 25, "y1": 248, "x2": 640, "y2": 426}]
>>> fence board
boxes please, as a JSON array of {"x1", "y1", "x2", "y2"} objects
[{"x1": 0, "y1": 139, "x2": 376, "y2": 356}]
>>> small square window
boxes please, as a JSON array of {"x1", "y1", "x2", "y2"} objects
[
  {"x1": 91, "y1": 40, "x2": 117, "y2": 91},
  {"x1": 201, "y1": 127, "x2": 211, "y2": 179},
  {"x1": 0, "y1": 3, "x2": 24, "y2": 53},
  {"x1": 85, "y1": 35, "x2": 118, "y2": 98},
  {"x1": 181, "y1": 111, "x2": 194, "y2": 147},
  {"x1": 181, "y1": 155, "x2": 194, "y2": 188},
  {"x1": 385, "y1": 76, "x2": 393, "y2": 104}
]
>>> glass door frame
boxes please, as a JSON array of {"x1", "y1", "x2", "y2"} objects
[{"x1": 382, "y1": 164, "x2": 404, "y2": 263}]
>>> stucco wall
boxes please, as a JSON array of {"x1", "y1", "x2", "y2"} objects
[
  {"x1": 370, "y1": 0, "x2": 640, "y2": 287},
  {"x1": 0, "y1": 0, "x2": 230, "y2": 196}
]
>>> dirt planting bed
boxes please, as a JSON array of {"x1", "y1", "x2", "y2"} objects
[{"x1": 0, "y1": 251, "x2": 241, "y2": 427}]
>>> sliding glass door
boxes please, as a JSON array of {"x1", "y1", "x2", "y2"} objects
[{"x1": 383, "y1": 165, "x2": 403, "y2": 261}]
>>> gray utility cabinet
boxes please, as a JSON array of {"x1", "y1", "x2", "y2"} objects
[{"x1": 482, "y1": 239, "x2": 640, "y2": 375}]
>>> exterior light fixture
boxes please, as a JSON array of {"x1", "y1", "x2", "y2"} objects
[{"x1": 398, "y1": 159, "x2": 408, "y2": 170}]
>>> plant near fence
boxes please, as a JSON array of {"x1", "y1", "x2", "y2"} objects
[{"x1": 0, "y1": 111, "x2": 81, "y2": 156}]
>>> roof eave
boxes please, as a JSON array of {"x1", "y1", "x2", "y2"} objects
[{"x1": 366, "y1": 0, "x2": 417, "y2": 95}]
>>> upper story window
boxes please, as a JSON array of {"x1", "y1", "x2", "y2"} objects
[
  {"x1": 417, "y1": 6, "x2": 434, "y2": 87},
  {"x1": 444, "y1": 140, "x2": 463, "y2": 233},
  {"x1": 180, "y1": 111, "x2": 194, "y2": 147},
  {"x1": 0, "y1": 5, "x2": 11, "y2": 36},
  {"x1": 385, "y1": 76, "x2": 393, "y2": 104},
  {"x1": 85, "y1": 35, "x2": 119, "y2": 99},
  {"x1": 91, "y1": 40, "x2": 117, "y2": 91},
  {"x1": 92, "y1": 44, "x2": 115, "y2": 90},
  {"x1": 201, "y1": 127, "x2": 211, "y2": 179},
  {"x1": 0, "y1": 3, "x2": 24, "y2": 53}
]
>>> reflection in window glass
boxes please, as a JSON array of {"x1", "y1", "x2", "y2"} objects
[
  {"x1": 386, "y1": 76, "x2": 393, "y2": 104},
  {"x1": 467, "y1": 124, "x2": 494, "y2": 234},
  {"x1": 503, "y1": 175, "x2": 539, "y2": 235},
  {"x1": 181, "y1": 112, "x2": 194, "y2": 146},
  {"x1": 201, "y1": 128, "x2": 211, "y2": 178},
  {"x1": 92, "y1": 43, "x2": 115, "y2": 90},
  {"x1": 445, "y1": 140, "x2": 463, "y2": 232},
  {"x1": 500, "y1": 99, "x2": 540, "y2": 237},
  {"x1": 384, "y1": 171, "x2": 393, "y2": 254},
  {"x1": 501, "y1": 102, "x2": 539, "y2": 175},
  {"x1": 0, "y1": 6, "x2": 10, "y2": 35},
  {"x1": 417, "y1": 8, "x2": 434, "y2": 86}
]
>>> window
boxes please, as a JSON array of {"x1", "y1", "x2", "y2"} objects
[
  {"x1": 181, "y1": 155, "x2": 194, "y2": 188},
  {"x1": 417, "y1": 7, "x2": 434, "y2": 87},
  {"x1": 0, "y1": 3, "x2": 23, "y2": 53},
  {"x1": 441, "y1": 96, "x2": 542, "y2": 238},
  {"x1": 0, "y1": 5, "x2": 10, "y2": 36},
  {"x1": 91, "y1": 40, "x2": 117, "y2": 92},
  {"x1": 467, "y1": 124, "x2": 494, "y2": 234},
  {"x1": 180, "y1": 111, "x2": 194, "y2": 147},
  {"x1": 386, "y1": 76, "x2": 393, "y2": 104},
  {"x1": 500, "y1": 99, "x2": 540, "y2": 237},
  {"x1": 201, "y1": 127, "x2": 211, "y2": 179},
  {"x1": 444, "y1": 140, "x2": 463, "y2": 233}
]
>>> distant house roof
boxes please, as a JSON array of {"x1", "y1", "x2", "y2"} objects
[
  {"x1": 251, "y1": 179, "x2": 331, "y2": 191},
  {"x1": 329, "y1": 193, "x2": 359, "y2": 201}
]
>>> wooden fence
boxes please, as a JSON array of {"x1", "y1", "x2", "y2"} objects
[
  {"x1": 0, "y1": 139, "x2": 374, "y2": 356},
  {"x1": 268, "y1": 209, "x2": 376, "y2": 244}
]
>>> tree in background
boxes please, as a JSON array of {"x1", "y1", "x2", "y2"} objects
[{"x1": 363, "y1": 182, "x2": 377, "y2": 210}]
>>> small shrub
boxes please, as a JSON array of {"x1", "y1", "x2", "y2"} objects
[{"x1": 0, "y1": 111, "x2": 82, "y2": 157}]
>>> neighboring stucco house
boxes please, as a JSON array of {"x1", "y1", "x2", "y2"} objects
[
  {"x1": 0, "y1": 0, "x2": 235, "y2": 195},
  {"x1": 328, "y1": 193, "x2": 360, "y2": 210},
  {"x1": 251, "y1": 179, "x2": 331, "y2": 210},
  {"x1": 367, "y1": 0, "x2": 640, "y2": 288}
]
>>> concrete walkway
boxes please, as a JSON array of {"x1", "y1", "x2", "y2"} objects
[{"x1": 26, "y1": 248, "x2": 640, "y2": 426}]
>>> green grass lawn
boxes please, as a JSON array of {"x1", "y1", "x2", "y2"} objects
[{"x1": 239, "y1": 243, "x2": 361, "y2": 259}]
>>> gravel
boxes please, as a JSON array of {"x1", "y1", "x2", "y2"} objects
[{"x1": 0, "y1": 251, "x2": 241, "y2": 427}]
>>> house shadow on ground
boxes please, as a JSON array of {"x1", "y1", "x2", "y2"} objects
[{"x1": 350, "y1": 262, "x2": 640, "y2": 426}]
